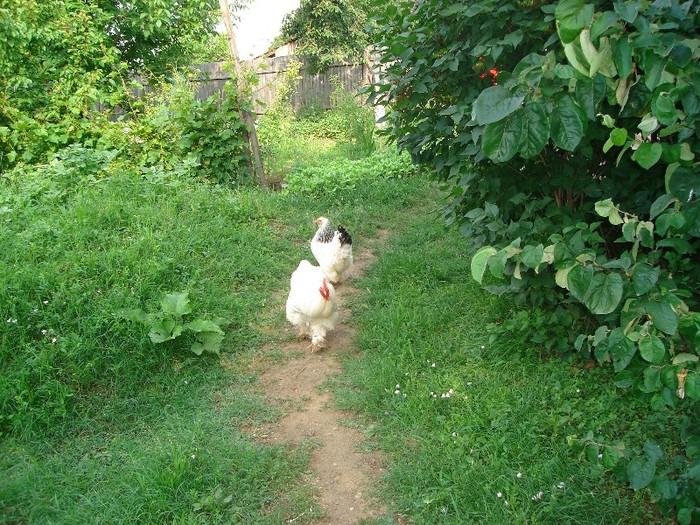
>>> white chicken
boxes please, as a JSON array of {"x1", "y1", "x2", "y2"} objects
[
  {"x1": 285, "y1": 259, "x2": 339, "y2": 352},
  {"x1": 310, "y1": 217, "x2": 353, "y2": 284}
]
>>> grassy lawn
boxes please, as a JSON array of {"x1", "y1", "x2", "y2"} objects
[
  {"x1": 0, "y1": 135, "x2": 684, "y2": 523},
  {"x1": 0, "y1": 146, "x2": 432, "y2": 523}
]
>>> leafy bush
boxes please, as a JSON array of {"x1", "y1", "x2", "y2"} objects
[
  {"x1": 119, "y1": 292, "x2": 229, "y2": 356},
  {"x1": 372, "y1": 0, "x2": 699, "y2": 520},
  {"x1": 104, "y1": 72, "x2": 250, "y2": 184}
]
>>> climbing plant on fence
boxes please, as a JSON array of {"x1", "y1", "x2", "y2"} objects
[{"x1": 370, "y1": 0, "x2": 699, "y2": 520}]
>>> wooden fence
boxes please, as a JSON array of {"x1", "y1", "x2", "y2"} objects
[{"x1": 191, "y1": 56, "x2": 370, "y2": 114}]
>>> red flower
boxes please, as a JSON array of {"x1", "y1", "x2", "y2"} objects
[
  {"x1": 480, "y1": 73, "x2": 486, "y2": 79},
  {"x1": 489, "y1": 68, "x2": 498, "y2": 77}
]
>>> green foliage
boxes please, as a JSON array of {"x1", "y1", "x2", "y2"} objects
[
  {"x1": 284, "y1": 149, "x2": 415, "y2": 196},
  {"x1": 372, "y1": 0, "x2": 699, "y2": 519},
  {"x1": 95, "y1": 0, "x2": 221, "y2": 75},
  {"x1": 278, "y1": 0, "x2": 373, "y2": 73},
  {"x1": 104, "y1": 72, "x2": 250, "y2": 184},
  {"x1": 0, "y1": 0, "x2": 245, "y2": 174},
  {"x1": 119, "y1": 292, "x2": 230, "y2": 356},
  {"x1": 293, "y1": 79, "x2": 377, "y2": 155},
  {"x1": 257, "y1": 68, "x2": 378, "y2": 183},
  {"x1": 0, "y1": 0, "x2": 126, "y2": 170}
]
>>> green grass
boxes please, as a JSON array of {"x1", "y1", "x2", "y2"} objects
[
  {"x1": 331, "y1": 212, "x2": 682, "y2": 524},
  {"x1": 0, "y1": 145, "x2": 431, "y2": 523},
  {"x1": 0, "y1": 132, "x2": 685, "y2": 523}
]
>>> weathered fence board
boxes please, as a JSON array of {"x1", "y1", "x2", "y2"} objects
[{"x1": 193, "y1": 56, "x2": 369, "y2": 114}]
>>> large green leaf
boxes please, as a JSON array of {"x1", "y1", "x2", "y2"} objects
[
  {"x1": 631, "y1": 143, "x2": 662, "y2": 169},
  {"x1": 191, "y1": 331, "x2": 225, "y2": 356},
  {"x1": 568, "y1": 264, "x2": 594, "y2": 302},
  {"x1": 595, "y1": 198, "x2": 624, "y2": 225},
  {"x1": 575, "y1": 76, "x2": 607, "y2": 120},
  {"x1": 160, "y1": 291, "x2": 192, "y2": 317},
  {"x1": 488, "y1": 249, "x2": 509, "y2": 279},
  {"x1": 483, "y1": 112, "x2": 523, "y2": 163},
  {"x1": 627, "y1": 457, "x2": 656, "y2": 490},
  {"x1": 472, "y1": 86, "x2": 525, "y2": 125},
  {"x1": 550, "y1": 99, "x2": 585, "y2": 151},
  {"x1": 555, "y1": 0, "x2": 594, "y2": 44},
  {"x1": 608, "y1": 328, "x2": 636, "y2": 371},
  {"x1": 117, "y1": 308, "x2": 149, "y2": 324},
  {"x1": 686, "y1": 374, "x2": 700, "y2": 400},
  {"x1": 519, "y1": 101, "x2": 550, "y2": 158},
  {"x1": 668, "y1": 166, "x2": 700, "y2": 202},
  {"x1": 471, "y1": 246, "x2": 498, "y2": 283},
  {"x1": 646, "y1": 301, "x2": 678, "y2": 335},
  {"x1": 584, "y1": 272, "x2": 624, "y2": 314},
  {"x1": 639, "y1": 335, "x2": 665, "y2": 364},
  {"x1": 649, "y1": 193, "x2": 676, "y2": 219},
  {"x1": 652, "y1": 93, "x2": 678, "y2": 126},
  {"x1": 632, "y1": 263, "x2": 659, "y2": 295},
  {"x1": 520, "y1": 244, "x2": 544, "y2": 269},
  {"x1": 185, "y1": 319, "x2": 225, "y2": 335},
  {"x1": 149, "y1": 318, "x2": 183, "y2": 344}
]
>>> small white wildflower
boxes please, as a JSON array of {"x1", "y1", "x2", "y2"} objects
[
  {"x1": 51, "y1": 337, "x2": 57, "y2": 344},
  {"x1": 440, "y1": 507, "x2": 447, "y2": 515},
  {"x1": 452, "y1": 432, "x2": 458, "y2": 437},
  {"x1": 441, "y1": 393, "x2": 447, "y2": 398},
  {"x1": 598, "y1": 453, "x2": 603, "y2": 459},
  {"x1": 191, "y1": 454, "x2": 196, "y2": 459},
  {"x1": 480, "y1": 345, "x2": 485, "y2": 349},
  {"x1": 467, "y1": 382, "x2": 473, "y2": 386},
  {"x1": 403, "y1": 393, "x2": 407, "y2": 398},
  {"x1": 41, "y1": 329, "x2": 48, "y2": 335},
  {"x1": 43, "y1": 300, "x2": 48, "y2": 304},
  {"x1": 184, "y1": 380, "x2": 188, "y2": 385},
  {"x1": 431, "y1": 362, "x2": 436, "y2": 368},
  {"x1": 32, "y1": 309, "x2": 38, "y2": 313},
  {"x1": 394, "y1": 389, "x2": 400, "y2": 395},
  {"x1": 557, "y1": 482, "x2": 566, "y2": 489},
  {"x1": 430, "y1": 391, "x2": 435, "y2": 397},
  {"x1": 504, "y1": 500, "x2": 509, "y2": 506},
  {"x1": 516, "y1": 472, "x2": 523, "y2": 479},
  {"x1": 497, "y1": 492, "x2": 503, "y2": 498},
  {"x1": 532, "y1": 491, "x2": 544, "y2": 501},
  {"x1": 576, "y1": 388, "x2": 581, "y2": 393},
  {"x1": 395, "y1": 384, "x2": 400, "y2": 389},
  {"x1": 449, "y1": 389, "x2": 454, "y2": 394}
]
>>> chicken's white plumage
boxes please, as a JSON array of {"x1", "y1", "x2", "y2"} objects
[
  {"x1": 286, "y1": 260, "x2": 338, "y2": 352},
  {"x1": 310, "y1": 217, "x2": 353, "y2": 284}
]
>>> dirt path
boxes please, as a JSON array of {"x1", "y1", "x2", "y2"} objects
[{"x1": 257, "y1": 233, "x2": 390, "y2": 525}]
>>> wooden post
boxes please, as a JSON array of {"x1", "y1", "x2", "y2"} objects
[{"x1": 219, "y1": 0, "x2": 267, "y2": 188}]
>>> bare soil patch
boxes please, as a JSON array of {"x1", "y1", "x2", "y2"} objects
[{"x1": 255, "y1": 232, "x2": 390, "y2": 525}]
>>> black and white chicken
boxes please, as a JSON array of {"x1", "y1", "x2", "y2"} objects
[
  {"x1": 310, "y1": 217, "x2": 353, "y2": 284},
  {"x1": 285, "y1": 259, "x2": 339, "y2": 352}
]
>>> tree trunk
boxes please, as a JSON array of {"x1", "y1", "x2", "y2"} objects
[{"x1": 218, "y1": 0, "x2": 267, "y2": 188}]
